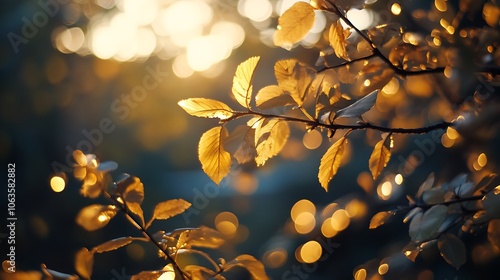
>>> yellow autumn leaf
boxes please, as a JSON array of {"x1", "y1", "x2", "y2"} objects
[
  {"x1": 255, "y1": 85, "x2": 296, "y2": 109},
  {"x1": 93, "y1": 237, "x2": 134, "y2": 253},
  {"x1": 369, "y1": 211, "x2": 393, "y2": 229},
  {"x1": 199, "y1": 126, "x2": 232, "y2": 184},
  {"x1": 318, "y1": 136, "x2": 347, "y2": 191},
  {"x1": 255, "y1": 119, "x2": 290, "y2": 166},
  {"x1": 76, "y1": 204, "x2": 118, "y2": 231},
  {"x1": 274, "y1": 1, "x2": 316, "y2": 50},
  {"x1": 75, "y1": 247, "x2": 94, "y2": 280},
  {"x1": 329, "y1": 20, "x2": 350, "y2": 60},
  {"x1": 178, "y1": 98, "x2": 234, "y2": 120},
  {"x1": 224, "y1": 254, "x2": 269, "y2": 280},
  {"x1": 368, "y1": 134, "x2": 393, "y2": 179},
  {"x1": 149, "y1": 198, "x2": 192, "y2": 227},
  {"x1": 274, "y1": 59, "x2": 314, "y2": 106},
  {"x1": 232, "y1": 56, "x2": 260, "y2": 108}
]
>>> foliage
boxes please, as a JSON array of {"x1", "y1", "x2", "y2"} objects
[
  {"x1": 39, "y1": 150, "x2": 269, "y2": 280},
  {"x1": 179, "y1": 0, "x2": 500, "y2": 275}
]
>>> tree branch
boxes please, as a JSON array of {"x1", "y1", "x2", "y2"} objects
[
  {"x1": 225, "y1": 110, "x2": 452, "y2": 135},
  {"x1": 396, "y1": 195, "x2": 484, "y2": 213}
]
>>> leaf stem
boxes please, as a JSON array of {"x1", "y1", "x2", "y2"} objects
[
  {"x1": 397, "y1": 195, "x2": 484, "y2": 213},
  {"x1": 103, "y1": 191, "x2": 190, "y2": 280}
]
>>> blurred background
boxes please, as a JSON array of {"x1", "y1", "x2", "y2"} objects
[{"x1": 1, "y1": 0, "x2": 500, "y2": 279}]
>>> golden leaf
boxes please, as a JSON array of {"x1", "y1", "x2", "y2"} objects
[
  {"x1": 175, "y1": 226, "x2": 225, "y2": 249},
  {"x1": 255, "y1": 85, "x2": 296, "y2": 109},
  {"x1": 126, "y1": 201, "x2": 145, "y2": 228},
  {"x1": 184, "y1": 265, "x2": 221, "y2": 280},
  {"x1": 224, "y1": 254, "x2": 269, "y2": 280},
  {"x1": 178, "y1": 98, "x2": 234, "y2": 120},
  {"x1": 318, "y1": 136, "x2": 347, "y2": 191},
  {"x1": 75, "y1": 247, "x2": 93, "y2": 280},
  {"x1": 274, "y1": 1, "x2": 315, "y2": 50},
  {"x1": 93, "y1": 237, "x2": 134, "y2": 253},
  {"x1": 232, "y1": 56, "x2": 260, "y2": 108},
  {"x1": 131, "y1": 271, "x2": 172, "y2": 280},
  {"x1": 223, "y1": 125, "x2": 256, "y2": 164},
  {"x1": 41, "y1": 264, "x2": 79, "y2": 280},
  {"x1": 115, "y1": 176, "x2": 144, "y2": 205},
  {"x1": 274, "y1": 59, "x2": 314, "y2": 106},
  {"x1": 368, "y1": 134, "x2": 392, "y2": 179},
  {"x1": 328, "y1": 20, "x2": 350, "y2": 60},
  {"x1": 151, "y1": 199, "x2": 192, "y2": 221},
  {"x1": 199, "y1": 126, "x2": 232, "y2": 184},
  {"x1": 76, "y1": 204, "x2": 118, "y2": 231},
  {"x1": 369, "y1": 211, "x2": 393, "y2": 229},
  {"x1": 254, "y1": 119, "x2": 290, "y2": 166},
  {"x1": 438, "y1": 233, "x2": 466, "y2": 269}
]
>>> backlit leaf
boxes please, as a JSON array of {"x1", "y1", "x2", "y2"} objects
[
  {"x1": 126, "y1": 202, "x2": 145, "y2": 227},
  {"x1": 488, "y1": 219, "x2": 500, "y2": 250},
  {"x1": 223, "y1": 125, "x2": 256, "y2": 164},
  {"x1": 369, "y1": 211, "x2": 393, "y2": 229},
  {"x1": 199, "y1": 126, "x2": 232, "y2": 185},
  {"x1": 335, "y1": 90, "x2": 378, "y2": 119},
  {"x1": 422, "y1": 188, "x2": 445, "y2": 205},
  {"x1": 224, "y1": 254, "x2": 269, "y2": 280},
  {"x1": 359, "y1": 69, "x2": 394, "y2": 95},
  {"x1": 232, "y1": 56, "x2": 260, "y2": 108},
  {"x1": 75, "y1": 247, "x2": 93, "y2": 280},
  {"x1": 93, "y1": 237, "x2": 133, "y2": 253},
  {"x1": 152, "y1": 199, "x2": 192, "y2": 221},
  {"x1": 368, "y1": 134, "x2": 392, "y2": 179},
  {"x1": 255, "y1": 85, "x2": 297, "y2": 109},
  {"x1": 184, "y1": 265, "x2": 221, "y2": 280},
  {"x1": 131, "y1": 271, "x2": 171, "y2": 280},
  {"x1": 274, "y1": 1, "x2": 315, "y2": 50},
  {"x1": 176, "y1": 226, "x2": 225, "y2": 249},
  {"x1": 76, "y1": 204, "x2": 118, "y2": 231},
  {"x1": 274, "y1": 59, "x2": 314, "y2": 106},
  {"x1": 438, "y1": 233, "x2": 466, "y2": 269},
  {"x1": 178, "y1": 98, "x2": 234, "y2": 120},
  {"x1": 318, "y1": 136, "x2": 347, "y2": 191},
  {"x1": 328, "y1": 20, "x2": 350, "y2": 60},
  {"x1": 115, "y1": 175, "x2": 144, "y2": 205},
  {"x1": 409, "y1": 205, "x2": 448, "y2": 242},
  {"x1": 402, "y1": 242, "x2": 420, "y2": 262},
  {"x1": 254, "y1": 119, "x2": 290, "y2": 166}
]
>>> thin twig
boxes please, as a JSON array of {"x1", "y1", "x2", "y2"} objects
[
  {"x1": 103, "y1": 191, "x2": 190, "y2": 280},
  {"x1": 396, "y1": 195, "x2": 484, "y2": 213}
]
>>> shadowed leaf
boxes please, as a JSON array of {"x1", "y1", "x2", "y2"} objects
[
  {"x1": 369, "y1": 211, "x2": 393, "y2": 229},
  {"x1": 369, "y1": 134, "x2": 392, "y2": 179},
  {"x1": 41, "y1": 264, "x2": 78, "y2": 280},
  {"x1": 409, "y1": 205, "x2": 448, "y2": 242},
  {"x1": 75, "y1": 248, "x2": 93, "y2": 280},
  {"x1": 318, "y1": 136, "x2": 347, "y2": 191},
  {"x1": 274, "y1": 1, "x2": 315, "y2": 50},
  {"x1": 76, "y1": 204, "x2": 118, "y2": 231},
  {"x1": 184, "y1": 265, "x2": 222, "y2": 280},
  {"x1": 255, "y1": 85, "x2": 296, "y2": 109},
  {"x1": 416, "y1": 173, "x2": 435, "y2": 198},
  {"x1": 223, "y1": 125, "x2": 256, "y2": 164},
  {"x1": 488, "y1": 219, "x2": 500, "y2": 250},
  {"x1": 438, "y1": 233, "x2": 466, "y2": 269},
  {"x1": 402, "y1": 242, "x2": 420, "y2": 262},
  {"x1": 328, "y1": 20, "x2": 350, "y2": 60},
  {"x1": 178, "y1": 98, "x2": 234, "y2": 120},
  {"x1": 93, "y1": 237, "x2": 133, "y2": 253},
  {"x1": 199, "y1": 126, "x2": 232, "y2": 185},
  {"x1": 274, "y1": 59, "x2": 314, "y2": 106},
  {"x1": 224, "y1": 254, "x2": 269, "y2": 280},
  {"x1": 335, "y1": 90, "x2": 378, "y2": 119},
  {"x1": 232, "y1": 56, "x2": 260, "y2": 108},
  {"x1": 254, "y1": 119, "x2": 290, "y2": 166}
]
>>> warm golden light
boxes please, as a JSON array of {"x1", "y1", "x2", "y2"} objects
[
  {"x1": 291, "y1": 199, "x2": 316, "y2": 222},
  {"x1": 321, "y1": 217, "x2": 338, "y2": 237},
  {"x1": 300, "y1": 240, "x2": 322, "y2": 263},
  {"x1": 378, "y1": 263, "x2": 389, "y2": 275},
  {"x1": 435, "y1": 0, "x2": 447, "y2": 12},
  {"x1": 377, "y1": 181, "x2": 393, "y2": 200},
  {"x1": 294, "y1": 212, "x2": 316, "y2": 234},
  {"x1": 238, "y1": 0, "x2": 273, "y2": 22},
  {"x1": 303, "y1": 130, "x2": 323, "y2": 150},
  {"x1": 354, "y1": 268, "x2": 367, "y2": 280},
  {"x1": 382, "y1": 78, "x2": 400, "y2": 95},
  {"x1": 215, "y1": 212, "x2": 239, "y2": 235},
  {"x1": 345, "y1": 199, "x2": 367, "y2": 218},
  {"x1": 345, "y1": 9, "x2": 374, "y2": 30},
  {"x1": 478, "y1": 153, "x2": 487, "y2": 167},
  {"x1": 330, "y1": 209, "x2": 350, "y2": 231},
  {"x1": 391, "y1": 3, "x2": 402, "y2": 15},
  {"x1": 50, "y1": 176, "x2": 66, "y2": 192},
  {"x1": 395, "y1": 174, "x2": 404, "y2": 185},
  {"x1": 263, "y1": 249, "x2": 288, "y2": 268},
  {"x1": 233, "y1": 172, "x2": 259, "y2": 195}
]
